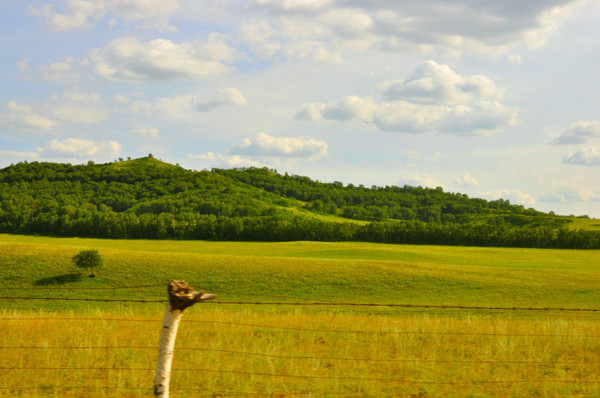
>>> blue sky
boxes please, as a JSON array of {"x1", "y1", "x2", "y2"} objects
[{"x1": 1, "y1": 0, "x2": 600, "y2": 217}]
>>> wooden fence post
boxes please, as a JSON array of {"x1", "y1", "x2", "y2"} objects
[{"x1": 154, "y1": 280, "x2": 215, "y2": 397}]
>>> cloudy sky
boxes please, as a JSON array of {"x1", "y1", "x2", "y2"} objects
[{"x1": 1, "y1": 0, "x2": 600, "y2": 217}]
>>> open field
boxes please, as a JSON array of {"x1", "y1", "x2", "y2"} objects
[
  {"x1": 1, "y1": 234, "x2": 600, "y2": 397},
  {"x1": 566, "y1": 217, "x2": 600, "y2": 232}
]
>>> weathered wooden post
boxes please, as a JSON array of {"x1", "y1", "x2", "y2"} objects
[{"x1": 154, "y1": 280, "x2": 215, "y2": 397}]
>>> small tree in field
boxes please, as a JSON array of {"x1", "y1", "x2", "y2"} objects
[{"x1": 72, "y1": 250, "x2": 104, "y2": 277}]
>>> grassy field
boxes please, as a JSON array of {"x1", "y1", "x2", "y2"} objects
[
  {"x1": 1, "y1": 234, "x2": 600, "y2": 397},
  {"x1": 565, "y1": 217, "x2": 600, "y2": 231}
]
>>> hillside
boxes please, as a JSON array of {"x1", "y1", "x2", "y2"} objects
[{"x1": 0, "y1": 156, "x2": 599, "y2": 248}]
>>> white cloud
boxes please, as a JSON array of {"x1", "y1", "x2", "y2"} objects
[
  {"x1": 400, "y1": 173, "x2": 447, "y2": 190},
  {"x1": 299, "y1": 96, "x2": 517, "y2": 135},
  {"x1": 438, "y1": 101, "x2": 519, "y2": 134},
  {"x1": 38, "y1": 57, "x2": 83, "y2": 83},
  {"x1": 0, "y1": 101, "x2": 57, "y2": 131},
  {"x1": 49, "y1": 91, "x2": 109, "y2": 124},
  {"x1": 225, "y1": 132, "x2": 328, "y2": 158},
  {"x1": 550, "y1": 121, "x2": 600, "y2": 145},
  {"x1": 187, "y1": 132, "x2": 328, "y2": 169},
  {"x1": 299, "y1": 96, "x2": 377, "y2": 121},
  {"x1": 89, "y1": 36, "x2": 235, "y2": 82},
  {"x1": 320, "y1": 9, "x2": 373, "y2": 38},
  {"x1": 377, "y1": 60, "x2": 503, "y2": 104},
  {"x1": 194, "y1": 88, "x2": 248, "y2": 111},
  {"x1": 130, "y1": 89, "x2": 248, "y2": 120},
  {"x1": 131, "y1": 127, "x2": 159, "y2": 137},
  {"x1": 38, "y1": 138, "x2": 121, "y2": 159},
  {"x1": 112, "y1": 94, "x2": 131, "y2": 104},
  {"x1": 298, "y1": 61, "x2": 518, "y2": 135},
  {"x1": 29, "y1": 0, "x2": 106, "y2": 31},
  {"x1": 244, "y1": 0, "x2": 585, "y2": 60},
  {"x1": 187, "y1": 152, "x2": 265, "y2": 168},
  {"x1": 0, "y1": 150, "x2": 41, "y2": 162},
  {"x1": 455, "y1": 172, "x2": 479, "y2": 187},
  {"x1": 16, "y1": 58, "x2": 31, "y2": 73},
  {"x1": 240, "y1": 18, "x2": 342, "y2": 64},
  {"x1": 478, "y1": 189, "x2": 536, "y2": 206},
  {"x1": 0, "y1": 92, "x2": 107, "y2": 132},
  {"x1": 508, "y1": 54, "x2": 523, "y2": 65},
  {"x1": 301, "y1": 62, "x2": 517, "y2": 133},
  {"x1": 130, "y1": 94, "x2": 198, "y2": 120},
  {"x1": 251, "y1": 0, "x2": 333, "y2": 12},
  {"x1": 538, "y1": 186, "x2": 598, "y2": 203},
  {"x1": 110, "y1": 0, "x2": 181, "y2": 31},
  {"x1": 404, "y1": 149, "x2": 421, "y2": 161},
  {"x1": 30, "y1": 0, "x2": 181, "y2": 32},
  {"x1": 563, "y1": 146, "x2": 600, "y2": 166}
]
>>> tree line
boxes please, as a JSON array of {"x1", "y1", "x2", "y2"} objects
[{"x1": 0, "y1": 157, "x2": 598, "y2": 249}]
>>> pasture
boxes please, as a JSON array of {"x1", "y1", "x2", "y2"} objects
[{"x1": 1, "y1": 234, "x2": 600, "y2": 397}]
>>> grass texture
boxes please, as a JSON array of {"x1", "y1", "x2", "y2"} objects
[{"x1": 1, "y1": 234, "x2": 600, "y2": 397}]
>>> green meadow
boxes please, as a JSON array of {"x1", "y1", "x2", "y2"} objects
[{"x1": 1, "y1": 234, "x2": 600, "y2": 397}]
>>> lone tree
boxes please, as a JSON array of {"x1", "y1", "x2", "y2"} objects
[{"x1": 72, "y1": 249, "x2": 104, "y2": 277}]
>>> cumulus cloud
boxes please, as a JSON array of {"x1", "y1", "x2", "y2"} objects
[
  {"x1": 240, "y1": 18, "x2": 343, "y2": 64},
  {"x1": 194, "y1": 88, "x2": 248, "y2": 111},
  {"x1": 550, "y1": 121, "x2": 600, "y2": 145},
  {"x1": 187, "y1": 152, "x2": 265, "y2": 168},
  {"x1": 130, "y1": 89, "x2": 248, "y2": 120},
  {"x1": 455, "y1": 172, "x2": 479, "y2": 187},
  {"x1": 29, "y1": 0, "x2": 106, "y2": 31},
  {"x1": 400, "y1": 173, "x2": 447, "y2": 190},
  {"x1": 0, "y1": 150, "x2": 40, "y2": 162},
  {"x1": 245, "y1": 0, "x2": 584, "y2": 59},
  {"x1": 0, "y1": 101, "x2": 57, "y2": 131},
  {"x1": 478, "y1": 189, "x2": 536, "y2": 206},
  {"x1": 563, "y1": 146, "x2": 600, "y2": 166},
  {"x1": 16, "y1": 58, "x2": 31, "y2": 73},
  {"x1": 130, "y1": 127, "x2": 159, "y2": 137},
  {"x1": 38, "y1": 138, "x2": 121, "y2": 159},
  {"x1": 89, "y1": 36, "x2": 235, "y2": 82},
  {"x1": 110, "y1": 0, "x2": 180, "y2": 31},
  {"x1": 37, "y1": 57, "x2": 85, "y2": 83},
  {"x1": 49, "y1": 91, "x2": 109, "y2": 124},
  {"x1": 30, "y1": 0, "x2": 180, "y2": 32},
  {"x1": 538, "y1": 186, "x2": 598, "y2": 203},
  {"x1": 225, "y1": 132, "x2": 328, "y2": 158},
  {"x1": 187, "y1": 132, "x2": 328, "y2": 168},
  {"x1": 298, "y1": 62, "x2": 518, "y2": 135},
  {"x1": 404, "y1": 149, "x2": 421, "y2": 161},
  {"x1": 377, "y1": 60, "x2": 503, "y2": 104},
  {"x1": 0, "y1": 91, "x2": 108, "y2": 132}
]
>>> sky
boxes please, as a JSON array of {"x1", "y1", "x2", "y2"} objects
[{"x1": 1, "y1": 0, "x2": 600, "y2": 218}]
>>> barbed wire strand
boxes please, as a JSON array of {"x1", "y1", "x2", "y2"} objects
[
  {"x1": 1, "y1": 366, "x2": 598, "y2": 384},
  {"x1": 4, "y1": 284, "x2": 335, "y2": 302},
  {"x1": 0, "y1": 296, "x2": 165, "y2": 303},
  {"x1": 1, "y1": 345, "x2": 596, "y2": 366},
  {"x1": 2, "y1": 316, "x2": 600, "y2": 338},
  {"x1": 1, "y1": 283, "x2": 167, "y2": 291},
  {"x1": 3, "y1": 295, "x2": 600, "y2": 313}
]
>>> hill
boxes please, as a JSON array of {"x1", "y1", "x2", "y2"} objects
[{"x1": 0, "y1": 156, "x2": 599, "y2": 248}]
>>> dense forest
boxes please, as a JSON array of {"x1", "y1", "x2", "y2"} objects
[{"x1": 0, "y1": 156, "x2": 598, "y2": 249}]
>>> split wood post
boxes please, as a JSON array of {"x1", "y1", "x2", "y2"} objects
[{"x1": 154, "y1": 280, "x2": 215, "y2": 397}]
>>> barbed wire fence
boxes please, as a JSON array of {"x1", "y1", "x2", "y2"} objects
[{"x1": 1, "y1": 284, "x2": 600, "y2": 397}]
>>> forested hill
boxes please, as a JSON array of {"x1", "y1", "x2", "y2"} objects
[{"x1": 0, "y1": 156, "x2": 598, "y2": 248}]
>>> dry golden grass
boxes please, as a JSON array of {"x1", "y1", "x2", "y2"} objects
[{"x1": 1, "y1": 307, "x2": 600, "y2": 397}]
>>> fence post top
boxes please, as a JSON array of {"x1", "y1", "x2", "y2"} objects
[{"x1": 168, "y1": 280, "x2": 215, "y2": 312}]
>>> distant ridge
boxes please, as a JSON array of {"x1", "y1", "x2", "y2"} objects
[{"x1": 0, "y1": 157, "x2": 598, "y2": 248}]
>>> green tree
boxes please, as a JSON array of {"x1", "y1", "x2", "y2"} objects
[{"x1": 72, "y1": 249, "x2": 104, "y2": 277}]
